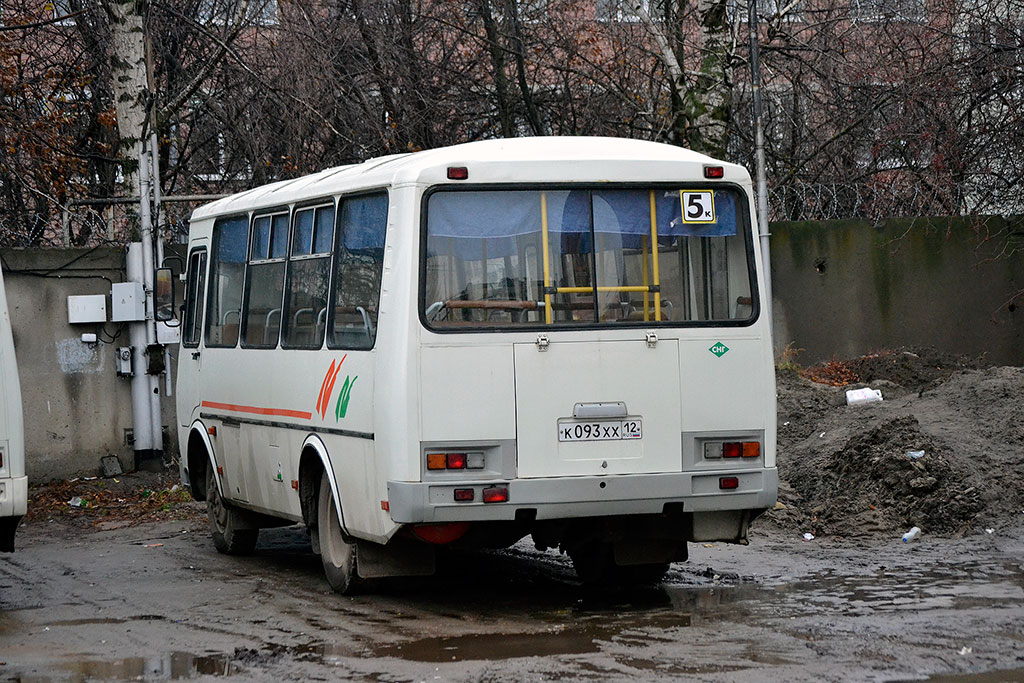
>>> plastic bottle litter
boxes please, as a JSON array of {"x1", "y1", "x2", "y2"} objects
[
  {"x1": 68, "y1": 496, "x2": 84, "y2": 508},
  {"x1": 907, "y1": 450, "x2": 925, "y2": 459},
  {"x1": 902, "y1": 526, "x2": 921, "y2": 543},
  {"x1": 846, "y1": 387, "x2": 883, "y2": 405},
  {"x1": 802, "y1": 532, "x2": 815, "y2": 541}
]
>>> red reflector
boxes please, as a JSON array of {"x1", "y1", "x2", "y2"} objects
[
  {"x1": 742, "y1": 442, "x2": 761, "y2": 458},
  {"x1": 723, "y1": 442, "x2": 742, "y2": 458},
  {"x1": 454, "y1": 488, "x2": 474, "y2": 502},
  {"x1": 720, "y1": 477, "x2": 739, "y2": 490},
  {"x1": 447, "y1": 166, "x2": 469, "y2": 180},
  {"x1": 410, "y1": 522, "x2": 470, "y2": 544},
  {"x1": 482, "y1": 487, "x2": 508, "y2": 503},
  {"x1": 291, "y1": 480, "x2": 299, "y2": 490},
  {"x1": 704, "y1": 165, "x2": 725, "y2": 179},
  {"x1": 446, "y1": 453, "x2": 467, "y2": 469},
  {"x1": 381, "y1": 500, "x2": 390, "y2": 511},
  {"x1": 207, "y1": 426, "x2": 217, "y2": 437}
]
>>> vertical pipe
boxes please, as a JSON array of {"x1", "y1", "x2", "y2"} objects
[
  {"x1": 641, "y1": 236, "x2": 650, "y2": 321},
  {"x1": 126, "y1": 243, "x2": 154, "y2": 466},
  {"x1": 749, "y1": 0, "x2": 774, "y2": 341},
  {"x1": 137, "y1": 149, "x2": 164, "y2": 466}
]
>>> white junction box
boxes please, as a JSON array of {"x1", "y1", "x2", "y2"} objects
[
  {"x1": 111, "y1": 282, "x2": 146, "y2": 322},
  {"x1": 67, "y1": 295, "x2": 107, "y2": 324}
]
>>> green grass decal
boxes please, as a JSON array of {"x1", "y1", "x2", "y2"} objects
[{"x1": 335, "y1": 375, "x2": 358, "y2": 420}]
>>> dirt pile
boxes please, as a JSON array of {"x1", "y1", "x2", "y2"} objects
[
  {"x1": 766, "y1": 351, "x2": 1024, "y2": 539},
  {"x1": 25, "y1": 470, "x2": 198, "y2": 529}
]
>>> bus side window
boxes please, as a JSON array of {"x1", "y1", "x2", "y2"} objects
[
  {"x1": 182, "y1": 250, "x2": 207, "y2": 347},
  {"x1": 206, "y1": 215, "x2": 248, "y2": 347},
  {"x1": 242, "y1": 212, "x2": 289, "y2": 348},
  {"x1": 282, "y1": 203, "x2": 334, "y2": 348},
  {"x1": 328, "y1": 192, "x2": 388, "y2": 350}
]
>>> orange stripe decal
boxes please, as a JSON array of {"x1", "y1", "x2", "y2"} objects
[{"x1": 201, "y1": 401, "x2": 313, "y2": 421}]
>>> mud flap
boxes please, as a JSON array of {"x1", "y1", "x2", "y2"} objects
[
  {"x1": 613, "y1": 538, "x2": 688, "y2": 566},
  {"x1": 356, "y1": 537, "x2": 437, "y2": 579},
  {"x1": 0, "y1": 516, "x2": 20, "y2": 552},
  {"x1": 690, "y1": 510, "x2": 757, "y2": 544}
]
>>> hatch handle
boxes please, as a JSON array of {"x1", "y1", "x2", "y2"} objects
[
  {"x1": 573, "y1": 402, "x2": 628, "y2": 419},
  {"x1": 536, "y1": 333, "x2": 550, "y2": 351}
]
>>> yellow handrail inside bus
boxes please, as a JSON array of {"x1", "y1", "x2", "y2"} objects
[
  {"x1": 541, "y1": 192, "x2": 552, "y2": 324},
  {"x1": 641, "y1": 236, "x2": 650, "y2": 321},
  {"x1": 649, "y1": 191, "x2": 662, "y2": 320},
  {"x1": 554, "y1": 286, "x2": 657, "y2": 294}
]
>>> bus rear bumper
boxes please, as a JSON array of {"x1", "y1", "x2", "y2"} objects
[
  {"x1": 387, "y1": 468, "x2": 778, "y2": 524},
  {"x1": 0, "y1": 476, "x2": 27, "y2": 518}
]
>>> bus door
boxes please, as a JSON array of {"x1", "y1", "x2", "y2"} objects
[{"x1": 179, "y1": 244, "x2": 208, "y2": 429}]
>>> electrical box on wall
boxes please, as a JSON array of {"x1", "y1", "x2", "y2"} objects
[
  {"x1": 116, "y1": 347, "x2": 133, "y2": 376},
  {"x1": 111, "y1": 282, "x2": 146, "y2": 322},
  {"x1": 67, "y1": 295, "x2": 107, "y2": 324}
]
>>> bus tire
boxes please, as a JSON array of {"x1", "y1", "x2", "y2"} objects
[
  {"x1": 317, "y1": 475, "x2": 370, "y2": 594},
  {"x1": 206, "y1": 466, "x2": 259, "y2": 555}
]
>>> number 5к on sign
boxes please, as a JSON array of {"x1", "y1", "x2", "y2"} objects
[{"x1": 681, "y1": 190, "x2": 716, "y2": 223}]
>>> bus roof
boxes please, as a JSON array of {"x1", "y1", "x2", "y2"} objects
[{"x1": 191, "y1": 137, "x2": 741, "y2": 221}]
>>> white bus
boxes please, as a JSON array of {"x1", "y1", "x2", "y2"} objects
[
  {"x1": 174, "y1": 137, "x2": 777, "y2": 591},
  {"x1": 0, "y1": 265, "x2": 26, "y2": 553}
]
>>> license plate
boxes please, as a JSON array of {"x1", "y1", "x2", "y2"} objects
[{"x1": 558, "y1": 419, "x2": 642, "y2": 442}]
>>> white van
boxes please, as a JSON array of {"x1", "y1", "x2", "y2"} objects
[
  {"x1": 0, "y1": 265, "x2": 26, "y2": 552},
  {"x1": 174, "y1": 137, "x2": 777, "y2": 591}
]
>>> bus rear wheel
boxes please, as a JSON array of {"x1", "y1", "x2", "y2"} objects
[
  {"x1": 317, "y1": 475, "x2": 370, "y2": 594},
  {"x1": 206, "y1": 466, "x2": 259, "y2": 555}
]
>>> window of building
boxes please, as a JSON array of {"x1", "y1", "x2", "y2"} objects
[
  {"x1": 328, "y1": 193, "x2": 389, "y2": 350},
  {"x1": 282, "y1": 203, "x2": 335, "y2": 349},
  {"x1": 205, "y1": 215, "x2": 249, "y2": 347},
  {"x1": 850, "y1": 0, "x2": 925, "y2": 22}
]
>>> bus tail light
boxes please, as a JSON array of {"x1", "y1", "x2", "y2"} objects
[
  {"x1": 706, "y1": 440, "x2": 761, "y2": 460},
  {"x1": 447, "y1": 166, "x2": 469, "y2": 180},
  {"x1": 482, "y1": 487, "x2": 508, "y2": 503},
  {"x1": 454, "y1": 488, "x2": 474, "y2": 502},
  {"x1": 426, "y1": 451, "x2": 485, "y2": 471},
  {"x1": 720, "y1": 477, "x2": 739, "y2": 490}
]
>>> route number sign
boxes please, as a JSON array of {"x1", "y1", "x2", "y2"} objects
[{"x1": 681, "y1": 190, "x2": 716, "y2": 223}]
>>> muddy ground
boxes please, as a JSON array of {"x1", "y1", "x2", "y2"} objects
[{"x1": 2, "y1": 348, "x2": 1023, "y2": 682}]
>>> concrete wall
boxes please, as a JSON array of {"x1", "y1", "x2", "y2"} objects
[
  {"x1": 771, "y1": 216, "x2": 1024, "y2": 366},
  {"x1": 4, "y1": 219, "x2": 1022, "y2": 481},
  {"x1": 2, "y1": 248, "x2": 178, "y2": 482}
]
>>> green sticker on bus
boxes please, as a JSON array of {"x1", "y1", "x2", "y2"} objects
[{"x1": 709, "y1": 342, "x2": 729, "y2": 357}]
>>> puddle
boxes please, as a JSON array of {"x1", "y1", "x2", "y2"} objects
[
  {"x1": 908, "y1": 670, "x2": 1024, "y2": 682},
  {"x1": 372, "y1": 628, "x2": 604, "y2": 662},
  {"x1": 11, "y1": 652, "x2": 241, "y2": 682}
]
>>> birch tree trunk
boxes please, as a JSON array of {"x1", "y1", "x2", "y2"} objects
[
  {"x1": 103, "y1": 0, "x2": 149, "y2": 196},
  {"x1": 694, "y1": 0, "x2": 732, "y2": 158}
]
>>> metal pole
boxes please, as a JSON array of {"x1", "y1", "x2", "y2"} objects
[
  {"x1": 748, "y1": 0, "x2": 774, "y2": 343},
  {"x1": 137, "y1": 148, "x2": 164, "y2": 468},
  {"x1": 126, "y1": 243, "x2": 155, "y2": 467},
  {"x1": 151, "y1": 133, "x2": 173, "y2": 399}
]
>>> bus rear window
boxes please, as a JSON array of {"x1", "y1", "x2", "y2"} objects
[{"x1": 423, "y1": 187, "x2": 756, "y2": 329}]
